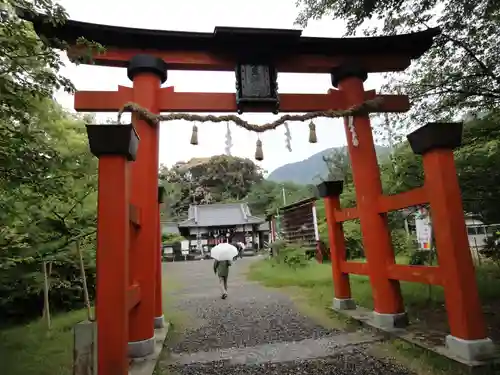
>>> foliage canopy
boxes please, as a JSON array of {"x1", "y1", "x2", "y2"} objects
[{"x1": 296, "y1": 0, "x2": 500, "y2": 131}]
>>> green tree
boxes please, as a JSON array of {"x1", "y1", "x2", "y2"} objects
[
  {"x1": 295, "y1": 0, "x2": 500, "y2": 127},
  {"x1": 1, "y1": 1, "x2": 102, "y2": 125},
  {"x1": 0, "y1": 0, "x2": 104, "y2": 324},
  {"x1": 319, "y1": 148, "x2": 357, "y2": 207},
  {"x1": 452, "y1": 113, "x2": 500, "y2": 223},
  {"x1": 321, "y1": 147, "x2": 352, "y2": 186},
  {"x1": 378, "y1": 112, "x2": 500, "y2": 223},
  {"x1": 1, "y1": 1, "x2": 69, "y2": 124},
  {"x1": 245, "y1": 180, "x2": 314, "y2": 216},
  {"x1": 244, "y1": 180, "x2": 280, "y2": 216},
  {"x1": 159, "y1": 155, "x2": 264, "y2": 218},
  {"x1": 0, "y1": 99, "x2": 98, "y2": 322}
]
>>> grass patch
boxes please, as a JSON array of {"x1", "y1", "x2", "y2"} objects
[
  {"x1": 369, "y1": 340, "x2": 467, "y2": 375},
  {"x1": 0, "y1": 271, "x2": 182, "y2": 375},
  {"x1": 248, "y1": 258, "x2": 500, "y2": 374},
  {"x1": 0, "y1": 309, "x2": 88, "y2": 375},
  {"x1": 248, "y1": 258, "x2": 500, "y2": 310},
  {"x1": 162, "y1": 274, "x2": 192, "y2": 338}
]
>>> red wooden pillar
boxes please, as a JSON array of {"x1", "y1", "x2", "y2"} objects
[
  {"x1": 317, "y1": 180, "x2": 356, "y2": 310},
  {"x1": 332, "y1": 65, "x2": 406, "y2": 328},
  {"x1": 87, "y1": 124, "x2": 139, "y2": 375},
  {"x1": 127, "y1": 55, "x2": 167, "y2": 357},
  {"x1": 407, "y1": 122, "x2": 494, "y2": 361},
  {"x1": 155, "y1": 186, "x2": 166, "y2": 328}
]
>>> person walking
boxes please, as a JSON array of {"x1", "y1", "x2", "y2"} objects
[
  {"x1": 232, "y1": 242, "x2": 243, "y2": 260},
  {"x1": 237, "y1": 242, "x2": 245, "y2": 258},
  {"x1": 213, "y1": 258, "x2": 231, "y2": 299}
]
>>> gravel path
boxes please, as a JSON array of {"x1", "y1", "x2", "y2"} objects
[{"x1": 158, "y1": 257, "x2": 415, "y2": 375}]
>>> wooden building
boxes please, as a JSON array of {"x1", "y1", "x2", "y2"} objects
[
  {"x1": 178, "y1": 202, "x2": 267, "y2": 255},
  {"x1": 282, "y1": 197, "x2": 318, "y2": 252},
  {"x1": 269, "y1": 197, "x2": 329, "y2": 262}
]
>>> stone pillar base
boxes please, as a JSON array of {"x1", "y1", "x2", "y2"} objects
[
  {"x1": 74, "y1": 321, "x2": 96, "y2": 375},
  {"x1": 128, "y1": 336, "x2": 155, "y2": 358},
  {"x1": 373, "y1": 311, "x2": 408, "y2": 329},
  {"x1": 332, "y1": 298, "x2": 356, "y2": 310},
  {"x1": 154, "y1": 315, "x2": 165, "y2": 329},
  {"x1": 446, "y1": 335, "x2": 495, "y2": 362}
]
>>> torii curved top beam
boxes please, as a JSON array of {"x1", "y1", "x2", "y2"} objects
[{"x1": 23, "y1": 11, "x2": 440, "y2": 73}]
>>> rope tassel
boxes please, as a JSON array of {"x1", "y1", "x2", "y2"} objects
[
  {"x1": 284, "y1": 122, "x2": 292, "y2": 152},
  {"x1": 308, "y1": 120, "x2": 317, "y2": 143},
  {"x1": 224, "y1": 122, "x2": 233, "y2": 156},
  {"x1": 255, "y1": 139, "x2": 264, "y2": 161},
  {"x1": 190, "y1": 124, "x2": 198, "y2": 145}
]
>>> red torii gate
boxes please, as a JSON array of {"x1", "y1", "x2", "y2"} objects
[{"x1": 27, "y1": 14, "x2": 494, "y2": 375}]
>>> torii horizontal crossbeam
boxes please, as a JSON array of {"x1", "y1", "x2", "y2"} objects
[{"x1": 74, "y1": 86, "x2": 410, "y2": 113}]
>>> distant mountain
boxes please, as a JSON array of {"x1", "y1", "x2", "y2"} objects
[{"x1": 267, "y1": 145, "x2": 391, "y2": 185}]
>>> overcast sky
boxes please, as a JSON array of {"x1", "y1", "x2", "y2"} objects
[{"x1": 55, "y1": 0, "x2": 386, "y2": 174}]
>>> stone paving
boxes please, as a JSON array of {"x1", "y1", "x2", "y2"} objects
[{"x1": 158, "y1": 257, "x2": 415, "y2": 375}]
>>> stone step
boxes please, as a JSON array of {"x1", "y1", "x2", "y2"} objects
[
  {"x1": 167, "y1": 332, "x2": 381, "y2": 366},
  {"x1": 165, "y1": 343, "x2": 413, "y2": 375}
]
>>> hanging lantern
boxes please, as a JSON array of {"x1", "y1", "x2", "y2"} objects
[
  {"x1": 235, "y1": 63, "x2": 279, "y2": 115},
  {"x1": 212, "y1": 26, "x2": 301, "y2": 115}
]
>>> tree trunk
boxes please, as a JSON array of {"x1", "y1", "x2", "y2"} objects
[
  {"x1": 77, "y1": 240, "x2": 93, "y2": 321},
  {"x1": 42, "y1": 261, "x2": 51, "y2": 330}
]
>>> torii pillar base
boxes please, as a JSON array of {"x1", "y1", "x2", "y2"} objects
[
  {"x1": 373, "y1": 311, "x2": 409, "y2": 330},
  {"x1": 446, "y1": 336, "x2": 495, "y2": 362},
  {"x1": 128, "y1": 337, "x2": 155, "y2": 359},
  {"x1": 332, "y1": 298, "x2": 356, "y2": 311},
  {"x1": 154, "y1": 315, "x2": 165, "y2": 329}
]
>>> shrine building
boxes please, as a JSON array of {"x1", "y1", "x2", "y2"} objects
[{"x1": 178, "y1": 202, "x2": 268, "y2": 251}]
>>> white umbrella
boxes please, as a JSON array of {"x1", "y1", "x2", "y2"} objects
[{"x1": 210, "y1": 243, "x2": 238, "y2": 261}]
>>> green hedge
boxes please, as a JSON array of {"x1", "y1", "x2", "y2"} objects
[
  {"x1": 269, "y1": 241, "x2": 311, "y2": 269},
  {"x1": 318, "y1": 216, "x2": 418, "y2": 260}
]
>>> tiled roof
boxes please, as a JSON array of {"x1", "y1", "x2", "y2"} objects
[{"x1": 178, "y1": 203, "x2": 265, "y2": 228}]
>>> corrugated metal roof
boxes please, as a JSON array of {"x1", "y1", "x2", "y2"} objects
[
  {"x1": 161, "y1": 221, "x2": 180, "y2": 235},
  {"x1": 179, "y1": 203, "x2": 265, "y2": 228}
]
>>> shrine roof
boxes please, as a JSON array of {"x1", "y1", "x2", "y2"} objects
[
  {"x1": 24, "y1": 12, "x2": 440, "y2": 63},
  {"x1": 178, "y1": 203, "x2": 265, "y2": 228},
  {"x1": 280, "y1": 197, "x2": 318, "y2": 212}
]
